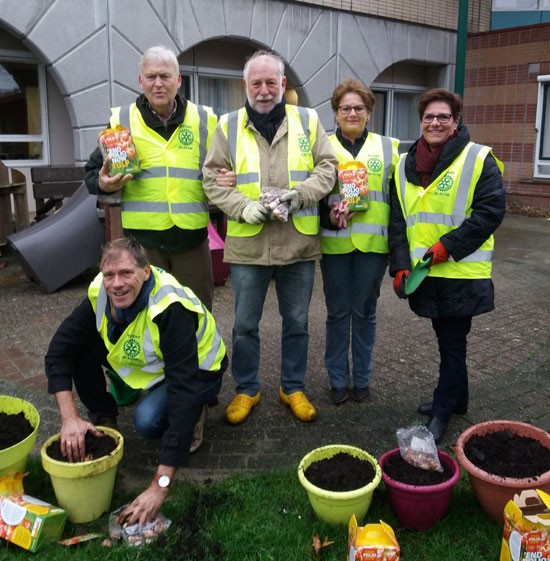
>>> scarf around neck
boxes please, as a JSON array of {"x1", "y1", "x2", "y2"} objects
[
  {"x1": 245, "y1": 97, "x2": 287, "y2": 144},
  {"x1": 105, "y1": 273, "x2": 155, "y2": 343}
]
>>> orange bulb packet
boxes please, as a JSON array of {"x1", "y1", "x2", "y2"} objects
[
  {"x1": 338, "y1": 160, "x2": 369, "y2": 211},
  {"x1": 98, "y1": 125, "x2": 141, "y2": 176}
]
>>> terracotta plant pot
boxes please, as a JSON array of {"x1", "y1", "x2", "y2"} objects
[
  {"x1": 298, "y1": 444, "x2": 382, "y2": 525},
  {"x1": 379, "y1": 448, "x2": 461, "y2": 531},
  {"x1": 455, "y1": 420, "x2": 550, "y2": 524}
]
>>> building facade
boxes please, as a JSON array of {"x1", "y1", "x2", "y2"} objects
[
  {"x1": 464, "y1": 4, "x2": 550, "y2": 210},
  {"x1": 0, "y1": 0, "x2": 491, "y2": 211}
]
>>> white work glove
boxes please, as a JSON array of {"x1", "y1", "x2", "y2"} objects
[
  {"x1": 279, "y1": 190, "x2": 302, "y2": 213},
  {"x1": 242, "y1": 201, "x2": 269, "y2": 225}
]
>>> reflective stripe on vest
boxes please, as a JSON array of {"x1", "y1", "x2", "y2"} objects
[
  {"x1": 321, "y1": 132, "x2": 399, "y2": 254},
  {"x1": 395, "y1": 142, "x2": 503, "y2": 279},
  {"x1": 89, "y1": 267, "x2": 226, "y2": 390},
  {"x1": 221, "y1": 105, "x2": 318, "y2": 237},
  {"x1": 111, "y1": 102, "x2": 215, "y2": 230}
]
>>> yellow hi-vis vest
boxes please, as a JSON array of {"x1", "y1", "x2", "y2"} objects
[
  {"x1": 110, "y1": 101, "x2": 217, "y2": 231},
  {"x1": 88, "y1": 266, "x2": 226, "y2": 390},
  {"x1": 321, "y1": 132, "x2": 399, "y2": 254},
  {"x1": 219, "y1": 105, "x2": 319, "y2": 237},
  {"x1": 395, "y1": 142, "x2": 504, "y2": 279}
]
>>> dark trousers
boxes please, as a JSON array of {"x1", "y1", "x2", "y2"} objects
[
  {"x1": 430, "y1": 316, "x2": 472, "y2": 422},
  {"x1": 71, "y1": 337, "x2": 119, "y2": 421}
]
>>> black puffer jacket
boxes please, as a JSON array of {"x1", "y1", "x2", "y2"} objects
[{"x1": 388, "y1": 126, "x2": 506, "y2": 319}]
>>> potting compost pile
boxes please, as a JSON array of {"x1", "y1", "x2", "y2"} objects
[
  {"x1": 304, "y1": 452, "x2": 376, "y2": 491},
  {"x1": 0, "y1": 412, "x2": 33, "y2": 449},
  {"x1": 463, "y1": 429, "x2": 550, "y2": 478},
  {"x1": 383, "y1": 453, "x2": 453, "y2": 485},
  {"x1": 46, "y1": 432, "x2": 117, "y2": 462}
]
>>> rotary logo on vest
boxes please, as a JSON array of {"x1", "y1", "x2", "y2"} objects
[
  {"x1": 298, "y1": 134, "x2": 311, "y2": 154},
  {"x1": 123, "y1": 335, "x2": 141, "y2": 360},
  {"x1": 367, "y1": 157, "x2": 383, "y2": 174},
  {"x1": 178, "y1": 126, "x2": 194, "y2": 148},
  {"x1": 436, "y1": 173, "x2": 454, "y2": 195}
]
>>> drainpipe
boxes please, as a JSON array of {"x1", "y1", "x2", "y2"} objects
[{"x1": 454, "y1": 0, "x2": 469, "y2": 98}]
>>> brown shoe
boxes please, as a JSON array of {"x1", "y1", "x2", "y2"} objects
[{"x1": 190, "y1": 405, "x2": 207, "y2": 453}]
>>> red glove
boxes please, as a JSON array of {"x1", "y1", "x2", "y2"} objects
[
  {"x1": 424, "y1": 241, "x2": 450, "y2": 266},
  {"x1": 393, "y1": 269, "x2": 410, "y2": 299}
]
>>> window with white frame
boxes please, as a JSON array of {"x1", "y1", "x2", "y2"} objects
[
  {"x1": 370, "y1": 88, "x2": 423, "y2": 153},
  {"x1": 0, "y1": 53, "x2": 48, "y2": 164},
  {"x1": 493, "y1": 0, "x2": 550, "y2": 9},
  {"x1": 180, "y1": 66, "x2": 244, "y2": 116},
  {"x1": 535, "y1": 75, "x2": 550, "y2": 178}
]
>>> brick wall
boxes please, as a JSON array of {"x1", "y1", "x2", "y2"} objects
[
  {"x1": 464, "y1": 24, "x2": 550, "y2": 210},
  {"x1": 292, "y1": 0, "x2": 492, "y2": 32}
]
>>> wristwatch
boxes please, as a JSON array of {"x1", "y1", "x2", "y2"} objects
[{"x1": 154, "y1": 473, "x2": 172, "y2": 489}]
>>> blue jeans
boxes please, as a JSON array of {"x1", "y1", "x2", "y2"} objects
[
  {"x1": 320, "y1": 251, "x2": 388, "y2": 390},
  {"x1": 230, "y1": 261, "x2": 315, "y2": 396},
  {"x1": 134, "y1": 376, "x2": 222, "y2": 439}
]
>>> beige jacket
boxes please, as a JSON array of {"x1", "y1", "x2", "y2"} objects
[{"x1": 202, "y1": 109, "x2": 338, "y2": 265}]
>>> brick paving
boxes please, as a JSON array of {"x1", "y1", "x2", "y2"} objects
[{"x1": 0, "y1": 213, "x2": 549, "y2": 486}]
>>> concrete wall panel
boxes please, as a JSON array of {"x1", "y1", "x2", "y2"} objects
[
  {"x1": 26, "y1": 0, "x2": 105, "y2": 63},
  {"x1": 1, "y1": 0, "x2": 457, "y2": 160}
]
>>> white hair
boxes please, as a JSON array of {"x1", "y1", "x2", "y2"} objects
[
  {"x1": 243, "y1": 50, "x2": 285, "y2": 82},
  {"x1": 139, "y1": 46, "x2": 179, "y2": 75}
]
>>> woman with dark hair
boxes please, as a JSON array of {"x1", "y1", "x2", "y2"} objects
[
  {"x1": 389, "y1": 88, "x2": 505, "y2": 443},
  {"x1": 320, "y1": 79, "x2": 399, "y2": 404}
]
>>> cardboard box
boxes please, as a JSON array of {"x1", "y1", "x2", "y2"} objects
[
  {"x1": 0, "y1": 473, "x2": 67, "y2": 553},
  {"x1": 500, "y1": 489, "x2": 550, "y2": 561},
  {"x1": 348, "y1": 515, "x2": 400, "y2": 561}
]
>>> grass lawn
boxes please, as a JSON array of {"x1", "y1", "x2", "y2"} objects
[{"x1": 1, "y1": 456, "x2": 504, "y2": 560}]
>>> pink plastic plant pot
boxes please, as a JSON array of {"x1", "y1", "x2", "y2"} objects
[
  {"x1": 454, "y1": 420, "x2": 550, "y2": 524},
  {"x1": 379, "y1": 448, "x2": 461, "y2": 531}
]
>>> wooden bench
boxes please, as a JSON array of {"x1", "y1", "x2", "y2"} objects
[
  {"x1": 0, "y1": 161, "x2": 30, "y2": 245},
  {"x1": 31, "y1": 166, "x2": 85, "y2": 221}
]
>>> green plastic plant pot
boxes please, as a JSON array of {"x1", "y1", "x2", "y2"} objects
[
  {"x1": 40, "y1": 426, "x2": 124, "y2": 523},
  {"x1": 0, "y1": 395, "x2": 40, "y2": 477},
  {"x1": 298, "y1": 444, "x2": 382, "y2": 525}
]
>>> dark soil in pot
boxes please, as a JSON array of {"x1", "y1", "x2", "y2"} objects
[
  {"x1": 383, "y1": 453, "x2": 454, "y2": 486},
  {"x1": 0, "y1": 412, "x2": 33, "y2": 450},
  {"x1": 464, "y1": 429, "x2": 550, "y2": 479},
  {"x1": 46, "y1": 431, "x2": 117, "y2": 462},
  {"x1": 304, "y1": 452, "x2": 376, "y2": 491}
]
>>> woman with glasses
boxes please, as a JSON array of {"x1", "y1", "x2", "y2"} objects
[
  {"x1": 389, "y1": 88, "x2": 505, "y2": 444},
  {"x1": 320, "y1": 79, "x2": 399, "y2": 404}
]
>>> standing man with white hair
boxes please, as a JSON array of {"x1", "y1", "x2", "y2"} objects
[
  {"x1": 202, "y1": 50, "x2": 338, "y2": 425},
  {"x1": 85, "y1": 45, "x2": 217, "y2": 311}
]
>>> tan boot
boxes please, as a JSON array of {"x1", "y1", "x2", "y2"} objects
[{"x1": 190, "y1": 405, "x2": 207, "y2": 453}]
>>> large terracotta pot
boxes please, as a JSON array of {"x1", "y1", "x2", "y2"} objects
[
  {"x1": 379, "y1": 448, "x2": 461, "y2": 531},
  {"x1": 455, "y1": 420, "x2": 550, "y2": 524}
]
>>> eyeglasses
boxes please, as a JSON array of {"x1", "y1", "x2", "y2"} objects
[
  {"x1": 338, "y1": 105, "x2": 367, "y2": 116},
  {"x1": 422, "y1": 113, "x2": 453, "y2": 124}
]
